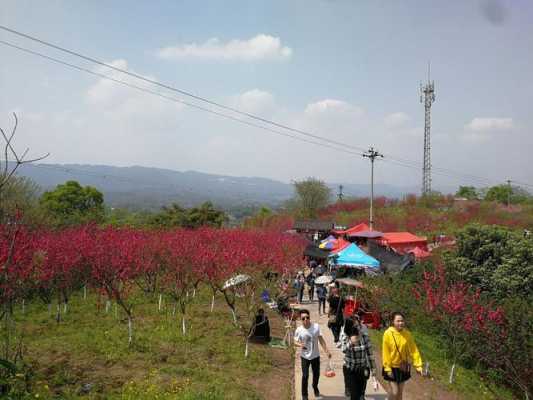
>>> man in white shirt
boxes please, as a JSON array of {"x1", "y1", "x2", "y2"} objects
[{"x1": 294, "y1": 309, "x2": 331, "y2": 400}]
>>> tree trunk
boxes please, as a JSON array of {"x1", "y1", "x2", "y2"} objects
[
  {"x1": 449, "y1": 363, "x2": 456, "y2": 384},
  {"x1": 244, "y1": 337, "x2": 249, "y2": 358},
  {"x1": 105, "y1": 300, "x2": 111, "y2": 314},
  {"x1": 128, "y1": 316, "x2": 133, "y2": 345},
  {"x1": 182, "y1": 316, "x2": 186, "y2": 335},
  {"x1": 231, "y1": 308, "x2": 237, "y2": 324},
  {"x1": 192, "y1": 288, "x2": 196, "y2": 298},
  {"x1": 158, "y1": 294, "x2": 163, "y2": 312},
  {"x1": 83, "y1": 285, "x2": 87, "y2": 300},
  {"x1": 211, "y1": 294, "x2": 215, "y2": 313},
  {"x1": 21, "y1": 299, "x2": 25, "y2": 314},
  {"x1": 63, "y1": 302, "x2": 68, "y2": 314},
  {"x1": 56, "y1": 304, "x2": 61, "y2": 323}
]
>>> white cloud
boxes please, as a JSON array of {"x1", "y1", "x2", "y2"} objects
[
  {"x1": 230, "y1": 89, "x2": 276, "y2": 115},
  {"x1": 384, "y1": 112, "x2": 411, "y2": 128},
  {"x1": 86, "y1": 59, "x2": 183, "y2": 121},
  {"x1": 304, "y1": 99, "x2": 364, "y2": 118},
  {"x1": 465, "y1": 117, "x2": 513, "y2": 132},
  {"x1": 156, "y1": 34, "x2": 292, "y2": 62}
]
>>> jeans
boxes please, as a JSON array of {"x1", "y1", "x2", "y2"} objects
[
  {"x1": 330, "y1": 323, "x2": 341, "y2": 342},
  {"x1": 343, "y1": 366, "x2": 368, "y2": 400},
  {"x1": 301, "y1": 356, "x2": 320, "y2": 396},
  {"x1": 318, "y1": 298, "x2": 326, "y2": 314}
]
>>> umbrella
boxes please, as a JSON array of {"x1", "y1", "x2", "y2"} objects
[
  {"x1": 223, "y1": 274, "x2": 251, "y2": 290},
  {"x1": 336, "y1": 278, "x2": 364, "y2": 288},
  {"x1": 315, "y1": 275, "x2": 333, "y2": 285}
]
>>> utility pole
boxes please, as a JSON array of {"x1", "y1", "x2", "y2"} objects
[
  {"x1": 363, "y1": 147, "x2": 383, "y2": 230},
  {"x1": 338, "y1": 185, "x2": 344, "y2": 202},
  {"x1": 506, "y1": 179, "x2": 512, "y2": 207},
  {"x1": 420, "y1": 62, "x2": 436, "y2": 196}
]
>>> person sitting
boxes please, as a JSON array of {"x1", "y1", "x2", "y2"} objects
[{"x1": 251, "y1": 308, "x2": 271, "y2": 342}]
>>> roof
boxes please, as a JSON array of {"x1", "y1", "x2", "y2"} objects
[
  {"x1": 303, "y1": 244, "x2": 330, "y2": 259},
  {"x1": 333, "y1": 222, "x2": 370, "y2": 235},
  {"x1": 381, "y1": 232, "x2": 427, "y2": 244},
  {"x1": 347, "y1": 230, "x2": 384, "y2": 239},
  {"x1": 294, "y1": 220, "x2": 335, "y2": 232}
]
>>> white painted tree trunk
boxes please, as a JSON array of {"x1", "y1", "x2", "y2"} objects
[
  {"x1": 63, "y1": 302, "x2": 68, "y2": 314},
  {"x1": 158, "y1": 294, "x2": 163, "y2": 311},
  {"x1": 192, "y1": 288, "x2": 196, "y2": 298},
  {"x1": 186, "y1": 291, "x2": 189, "y2": 299},
  {"x1": 22, "y1": 299, "x2": 25, "y2": 314},
  {"x1": 172, "y1": 304, "x2": 176, "y2": 316},
  {"x1": 449, "y1": 363, "x2": 456, "y2": 384},
  {"x1": 244, "y1": 338, "x2": 249, "y2": 358},
  {"x1": 128, "y1": 316, "x2": 133, "y2": 345},
  {"x1": 56, "y1": 304, "x2": 61, "y2": 322},
  {"x1": 83, "y1": 286, "x2": 87, "y2": 300},
  {"x1": 182, "y1": 316, "x2": 186, "y2": 335},
  {"x1": 231, "y1": 308, "x2": 237, "y2": 324},
  {"x1": 210, "y1": 295, "x2": 215, "y2": 312},
  {"x1": 105, "y1": 300, "x2": 111, "y2": 314}
]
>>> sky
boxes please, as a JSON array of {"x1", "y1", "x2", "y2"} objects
[{"x1": 1, "y1": 0, "x2": 532, "y2": 193}]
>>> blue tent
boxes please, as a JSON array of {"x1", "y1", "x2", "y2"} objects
[{"x1": 329, "y1": 243, "x2": 380, "y2": 269}]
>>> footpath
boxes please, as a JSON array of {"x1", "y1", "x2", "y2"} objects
[{"x1": 293, "y1": 297, "x2": 388, "y2": 400}]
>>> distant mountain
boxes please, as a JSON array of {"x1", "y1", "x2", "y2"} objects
[{"x1": 12, "y1": 163, "x2": 452, "y2": 211}]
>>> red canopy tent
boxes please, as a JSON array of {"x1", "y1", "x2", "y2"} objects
[
  {"x1": 333, "y1": 223, "x2": 370, "y2": 236},
  {"x1": 377, "y1": 232, "x2": 428, "y2": 254}
]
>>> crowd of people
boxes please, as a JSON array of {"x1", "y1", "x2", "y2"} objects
[{"x1": 290, "y1": 262, "x2": 423, "y2": 400}]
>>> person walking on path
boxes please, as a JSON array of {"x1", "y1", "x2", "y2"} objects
[
  {"x1": 341, "y1": 323, "x2": 377, "y2": 400},
  {"x1": 306, "y1": 273, "x2": 316, "y2": 302},
  {"x1": 341, "y1": 314, "x2": 371, "y2": 398},
  {"x1": 295, "y1": 274, "x2": 305, "y2": 304},
  {"x1": 316, "y1": 284, "x2": 327, "y2": 315},
  {"x1": 294, "y1": 309, "x2": 332, "y2": 400},
  {"x1": 382, "y1": 312, "x2": 423, "y2": 400},
  {"x1": 327, "y1": 286, "x2": 344, "y2": 343}
]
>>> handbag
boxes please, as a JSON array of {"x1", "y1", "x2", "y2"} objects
[
  {"x1": 392, "y1": 331, "x2": 411, "y2": 374},
  {"x1": 360, "y1": 334, "x2": 372, "y2": 379},
  {"x1": 325, "y1": 359, "x2": 336, "y2": 377}
]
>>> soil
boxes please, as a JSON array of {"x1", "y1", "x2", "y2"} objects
[{"x1": 249, "y1": 308, "x2": 294, "y2": 400}]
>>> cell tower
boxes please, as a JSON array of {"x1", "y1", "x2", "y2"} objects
[{"x1": 420, "y1": 63, "x2": 436, "y2": 196}]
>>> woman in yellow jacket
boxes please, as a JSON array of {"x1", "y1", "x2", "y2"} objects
[{"x1": 382, "y1": 312, "x2": 423, "y2": 400}]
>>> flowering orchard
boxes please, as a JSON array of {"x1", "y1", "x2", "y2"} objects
[{"x1": 0, "y1": 224, "x2": 305, "y2": 352}]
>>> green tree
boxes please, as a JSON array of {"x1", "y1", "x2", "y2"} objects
[
  {"x1": 150, "y1": 201, "x2": 227, "y2": 229},
  {"x1": 290, "y1": 178, "x2": 331, "y2": 218},
  {"x1": 40, "y1": 180, "x2": 104, "y2": 225},
  {"x1": 445, "y1": 224, "x2": 533, "y2": 297},
  {"x1": 484, "y1": 184, "x2": 531, "y2": 204},
  {"x1": 185, "y1": 201, "x2": 227, "y2": 228},
  {"x1": 455, "y1": 186, "x2": 478, "y2": 200},
  {"x1": 0, "y1": 175, "x2": 48, "y2": 225}
]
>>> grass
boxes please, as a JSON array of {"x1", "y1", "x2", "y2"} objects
[
  {"x1": 3, "y1": 288, "x2": 292, "y2": 399},
  {"x1": 368, "y1": 329, "x2": 517, "y2": 400}
]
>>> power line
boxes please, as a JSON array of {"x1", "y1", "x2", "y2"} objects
[
  {"x1": 0, "y1": 39, "x2": 365, "y2": 160},
  {"x1": 0, "y1": 26, "x2": 531, "y2": 189}
]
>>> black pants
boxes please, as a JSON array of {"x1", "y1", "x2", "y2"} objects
[
  {"x1": 330, "y1": 323, "x2": 341, "y2": 342},
  {"x1": 301, "y1": 356, "x2": 320, "y2": 396},
  {"x1": 298, "y1": 288, "x2": 304, "y2": 303},
  {"x1": 318, "y1": 298, "x2": 326, "y2": 314},
  {"x1": 343, "y1": 366, "x2": 368, "y2": 400},
  {"x1": 308, "y1": 286, "x2": 315, "y2": 301}
]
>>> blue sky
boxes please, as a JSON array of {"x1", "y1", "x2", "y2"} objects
[{"x1": 1, "y1": 0, "x2": 532, "y2": 192}]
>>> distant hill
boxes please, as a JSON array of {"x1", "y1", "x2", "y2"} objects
[{"x1": 12, "y1": 163, "x2": 450, "y2": 211}]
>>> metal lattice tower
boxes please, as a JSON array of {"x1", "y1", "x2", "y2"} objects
[{"x1": 420, "y1": 64, "x2": 436, "y2": 195}]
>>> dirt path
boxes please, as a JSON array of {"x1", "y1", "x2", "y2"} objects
[{"x1": 293, "y1": 297, "x2": 388, "y2": 400}]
